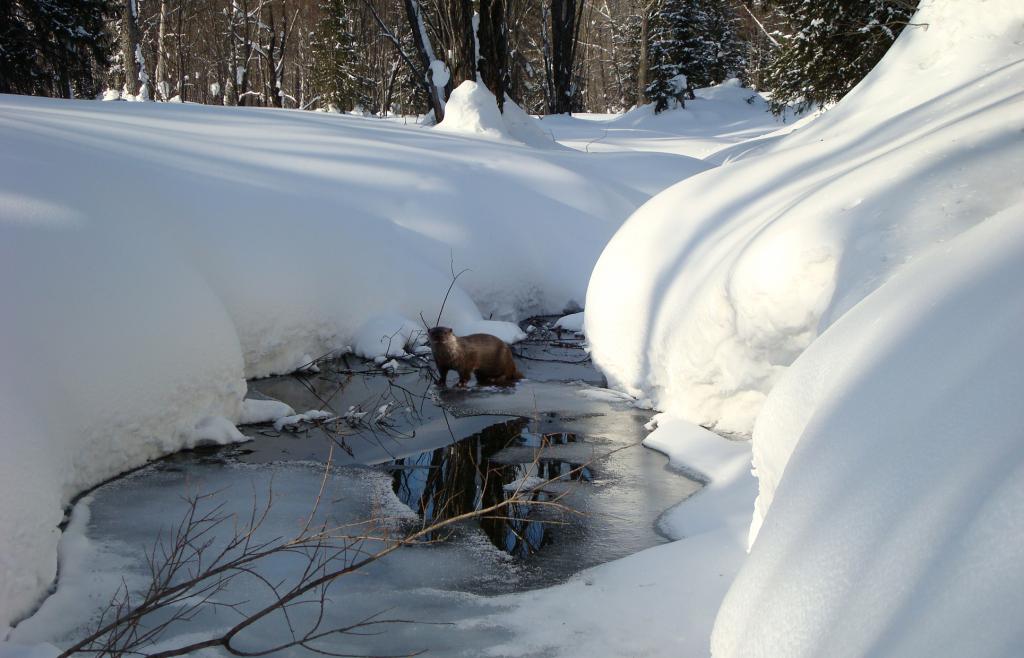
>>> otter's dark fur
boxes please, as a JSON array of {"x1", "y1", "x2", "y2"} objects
[{"x1": 427, "y1": 326, "x2": 523, "y2": 387}]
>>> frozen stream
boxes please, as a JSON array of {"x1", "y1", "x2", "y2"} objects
[{"x1": 12, "y1": 321, "x2": 701, "y2": 656}]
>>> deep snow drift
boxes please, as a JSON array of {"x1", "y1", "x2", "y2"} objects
[
  {"x1": 713, "y1": 179, "x2": 1024, "y2": 658},
  {"x1": 583, "y1": 0, "x2": 1024, "y2": 654},
  {"x1": 587, "y1": 0, "x2": 1024, "y2": 436},
  {"x1": 0, "y1": 78, "x2": 778, "y2": 631}
]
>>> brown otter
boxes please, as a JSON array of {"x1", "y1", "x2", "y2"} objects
[{"x1": 427, "y1": 326, "x2": 523, "y2": 387}]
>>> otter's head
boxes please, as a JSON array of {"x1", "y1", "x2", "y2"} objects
[{"x1": 428, "y1": 326, "x2": 456, "y2": 346}]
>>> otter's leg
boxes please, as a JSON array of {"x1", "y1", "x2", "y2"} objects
[
  {"x1": 476, "y1": 371, "x2": 494, "y2": 386},
  {"x1": 457, "y1": 368, "x2": 472, "y2": 387},
  {"x1": 437, "y1": 367, "x2": 449, "y2": 388}
]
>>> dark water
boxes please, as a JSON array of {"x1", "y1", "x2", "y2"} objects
[
  {"x1": 233, "y1": 321, "x2": 701, "y2": 588},
  {"x1": 13, "y1": 319, "x2": 701, "y2": 654}
]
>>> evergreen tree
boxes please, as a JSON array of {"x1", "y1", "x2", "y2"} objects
[
  {"x1": 761, "y1": 0, "x2": 915, "y2": 114},
  {"x1": 645, "y1": 0, "x2": 744, "y2": 113},
  {"x1": 310, "y1": 0, "x2": 372, "y2": 112},
  {"x1": 608, "y1": 10, "x2": 642, "y2": 110},
  {"x1": 0, "y1": 0, "x2": 116, "y2": 98},
  {"x1": 703, "y1": 1, "x2": 745, "y2": 85}
]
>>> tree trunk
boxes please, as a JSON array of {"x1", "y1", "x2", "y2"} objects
[
  {"x1": 403, "y1": 0, "x2": 445, "y2": 122},
  {"x1": 477, "y1": 0, "x2": 508, "y2": 111},
  {"x1": 637, "y1": 6, "x2": 649, "y2": 103},
  {"x1": 155, "y1": 0, "x2": 169, "y2": 99},
  {"x1": 549, "y1": 0, "x2": 580, "y2": 113},
  {"x1": 265, "y1": 2, "x2": 284, "y2": 107},
  {"x1": 226, "y1": 0, "x2": 252, "y2": 106},
  {"x1": 443, "y1": 0, "x2": 476, "y2": 90},
  {"x1": 122, "y1": 0, "x2": 142, "y2": 98},
  {"x1": 176, "y1": 3, "x2": 186, "y2": 100}
]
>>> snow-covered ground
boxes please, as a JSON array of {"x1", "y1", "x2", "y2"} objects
[
  {"x1": 5, "y1": 361, "x2": 700, "y2": 657},
  {"x1": 0, "y1": 79, "x2": 780, "y2": 634},
  {"x1": 7, "y1": 0, "x2": 1021, "y2": 653},
  {"x1": 540, "y1": 79, "x2": 792, "y2": 159},
  {"x1": 581, "y1": 0, "x2": 1024, "y2": 655}
]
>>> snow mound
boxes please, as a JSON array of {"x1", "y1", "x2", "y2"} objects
[
  {"x1": 436, "y1": 81, "x2": 506, "y2": 139},
  {"x1": 586, "y1": 0, "x2": 1024, "y2": 435},
  {"x1": 239, "y1": 398, "x2": 295, "y2": 425},
  {"x1": 351, "y1": 313, "x2": 428, "y2": 360},
  {"x1": 580, "y1": 0, "x2": 1024, "y2": 654},
  {"x1": 436, "y1": 80, "x2": 557, "y2": 148},
  {"x1": 0, "y1": 223, "x2": 247, "y2": 629},
  {"x1": 554, "y1": 312, "x2": 584, "y2": 333},
  {"x1": 713, "y1": 197, "x2": 1024, "y2": 658},
  {"x1": 191, "y1": 415, "x2": 247, "y2": 446},
  {"x1": 499, "y1": 95, "x2": 560, "y2": 148}
]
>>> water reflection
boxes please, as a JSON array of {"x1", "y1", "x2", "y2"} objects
[{"x1": 387, "y1": 420, "x2": 595, "y2": 558}]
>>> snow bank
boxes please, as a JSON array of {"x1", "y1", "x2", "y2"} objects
[
  {"x1": 586, "y1": 0, "x2": 1024, "y2": 435},
  {"x1": 436, "y1": 80, "x2": 556, "y2": 148},
  {"x1": 713, "y1": 191, "x2": 1024, "y2": 658},
  {"x1": 583, "y1": 0, "x2": 1024, "y2": 654},
  {"x1": 239, "y1": 398, "x2": 295, "y2": 425},
  {"x1": 553, "y1": 311, "x2": 584, "y2": 333},
  {"x1": 436, "y1": 81, "x2": 507, "y2": 140},
  {"x1": 0, "y1": 81, "x2": 712, "y2": 628},
  {"x1": 0, "y1": 219, "x2": 247, "y2": 630}
]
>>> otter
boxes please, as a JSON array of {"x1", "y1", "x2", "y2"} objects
[{"x1": 427, "y1": 326, "x2": 523, "y2": 388}]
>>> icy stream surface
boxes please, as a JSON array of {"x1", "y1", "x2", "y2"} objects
[{"x1": 12, "y1": 321, "x2": 700, "y2": 656}]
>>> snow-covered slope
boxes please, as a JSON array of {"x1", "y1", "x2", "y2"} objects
[
  {"x1": 712, "y1": 184, "x2": 1024, "y2": 658},
  {"x1": 585, "y1": 0, "x2": 1024, "y2": 654},
  {"x1": 541, "y1": 79, "x2": 787, "y2": 158},
  {"x1": 0, "y1": 96, "x2": 710, "y2": 629},
  {"x1": 586, "y1": 0, "x2": 1024, "y2": 436}
]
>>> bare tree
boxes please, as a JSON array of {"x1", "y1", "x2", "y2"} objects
[
  {"x1": 121, "y1": 0, "x2": 149, "y2": 98},
  {"x1": 261, "y1": 0, "x2": 299, "y2": 107},
  {"x1": 477, "y1": 0, "x2": 510, "y2": 110},
  {"x1": 547, "y1": 0, "x2": 584, "y2": 113},
  {"x1": 435, "y1": 0, "x2": 477, "y2": 92},
  {"x1": 154, "y1": 0, "x2": 170, "y2": 99},
  {"x1": 403, "y1": 0, "x2": 447, "y2": 120},
  {"x1": 225, "y1": 0, "x2": 256, "y2": 105},
  {"x1": 636, "y1": 0, "x2": 653, "y2": 103}
]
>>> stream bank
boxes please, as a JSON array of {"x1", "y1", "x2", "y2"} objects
[{"x1": 11, "y1": 319, "x2": 702, "y2": 656}]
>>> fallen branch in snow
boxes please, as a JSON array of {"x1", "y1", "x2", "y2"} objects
[
  {"x1": 269, "y1": 360, "x2": 439, "y2": 460},
  {"x1": 584, "y1": 129, "x2": 609, "y2": 153},
  {"x1": 512, "y1": 350, "x2": 591, "y2": 364},
  {"x1": 511, "y1": 316, "x2": 591, "y2": 363},
  {"x1": 60, "y1": 434, "x2": 600, "y2": 657}
]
